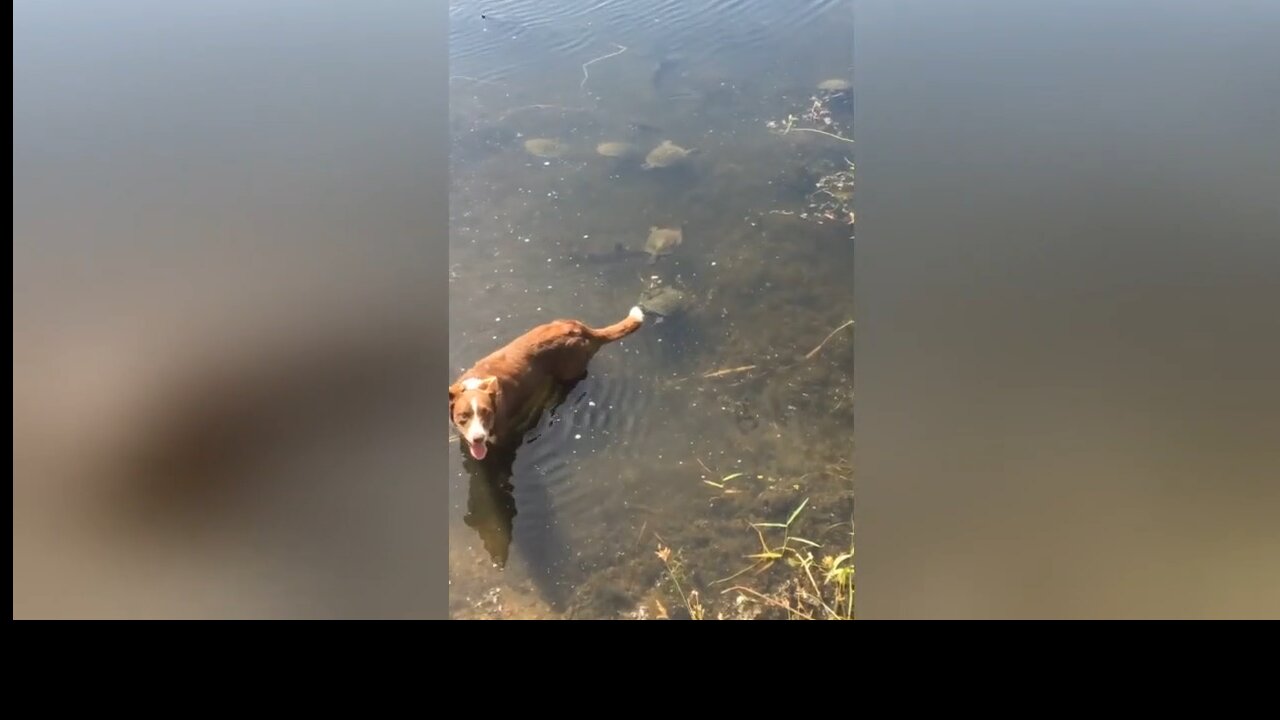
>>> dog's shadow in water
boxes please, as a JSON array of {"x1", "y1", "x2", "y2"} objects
[
  {"x1": 458, "y1": 377, "x2": 583, "y2": 613},
  {"x1": 459, "y1": 442, "x2": 519, "y2": 568}
]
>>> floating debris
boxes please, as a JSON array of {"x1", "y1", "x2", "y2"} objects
[
  {"x1": 766, "y1": 80, "x2": 853, "y2": 143},
  {"x1": 760, "y1": 158, "x2": 855, "y2": 229},
  {"x1": 805, "y1": 162, "x2": 856, "y2": 226}
]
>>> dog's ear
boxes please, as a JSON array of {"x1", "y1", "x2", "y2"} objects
[
  {"x1": 475, "y1": 376, "x2": 498, "y2": 393},
  {"x1": 448, "y1": 382, "x2": 462, "y2": 403}
]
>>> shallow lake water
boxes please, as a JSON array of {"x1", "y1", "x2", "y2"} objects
[{"x1": 448, "y1": 0, "x2": 855, "y2": 619}]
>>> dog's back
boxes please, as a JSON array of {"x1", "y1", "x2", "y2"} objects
[
  {"x1": 450, "y1": 306, "x2": 645, "y2": 460},
  {"x1": 518, "y1": 307, "x2": 643, "y2": 382}
]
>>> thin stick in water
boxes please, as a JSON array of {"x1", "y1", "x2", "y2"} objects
[
  {"x1": 497, "y1": 104, "x2": 593, "y2": 122},
  {"x1": 804, "y1": 320, "x2": 854, "y2": 360},
  {"x1": 449, "y1": 75, "x2": 501, "y2": 86},
  {"x1": 580, "y1": 43, "x2": 628, "y2": 92},
  {"x1": 721, "y1": 586, "x2": 815, "y2": 620},
  {"x1": 702, "y1": 364, "x2": 757, "y2": 379},
  {"x1": 788, "y1": 127, "x2": 854, "y2": 143}
]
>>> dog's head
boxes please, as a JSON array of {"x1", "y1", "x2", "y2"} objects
[{"x1": 449, "y1": 376, "x2": 498, "y2": 460}]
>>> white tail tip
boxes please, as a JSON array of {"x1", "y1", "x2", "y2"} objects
[{"x1": 629, "y1": 306, "x2": 645, "y2": 322}]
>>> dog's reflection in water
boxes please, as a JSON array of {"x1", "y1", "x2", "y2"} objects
[
  {"x1": 456, "y1": 379, "x2": 581, "y2": 611},
  {"x1": 459, "y1": 373, "x2": 579, "y2": 569},
  {"x1": 460, "y1": 439, "x2": 519, "y2": 568},
  {"x1": 450, "y1": 307, "x2": 645, "y2": 610}
]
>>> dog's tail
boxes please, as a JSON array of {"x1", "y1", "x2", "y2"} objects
[{"x1": 588, "y1": 306, "x2": 646, "y2": 342}]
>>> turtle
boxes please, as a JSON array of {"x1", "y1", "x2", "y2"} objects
[
  {"x1": 595, "y1": 141, "x2": 638, "y2": 159},
  {"x1": 817, "y1": 78, "x2": 851, "y2": 93},
  {"x1": 641, "y1": 139, "x2": 696, "y2": 169},
  {"x1": 637, "y1": 285, "x2": 692, "y2": 319},
  {"x1": 523, "y1": 138, "x2": 565, "y2": 158},
  {"x1": 643, "y1": 225, "x2": 683, "y2": 264}
]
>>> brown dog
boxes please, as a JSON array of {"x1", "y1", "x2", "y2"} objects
[{"x1": 449, "y1": 306, "x2": 645, "y2": 460}]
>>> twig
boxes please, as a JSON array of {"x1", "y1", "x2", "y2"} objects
[
  {"x1": 656, "y1": 544, "x2": 694, "y2": 616},
  {"x1": 580, "y1": 43, "x2": 627, "y2": 92},
  {"x1": 796, "y1": 555, "x2": 841, "y2": 619},
  {"x1": 721, "y1": 586, "x2": 815, "y2": 620},
  {"x1": 803, "y1": 320, "x2": 854, "y2": 360},
  {"x1": 496, "y1": 104, "x2": 593, "y2": 122},
  {"x1": 702, "y1": 364, "x2": 757, "y2": 379},
  {"x1": 696, "y1": 458, "x2": 715, "y2": 476},
  {"x1": 788, "y1": 127, "x2": 854, "y2": 143},
  {"x1": 711, "y1": 562, "x2": 763, "y2": 587},
  {"x1": 449, "y1": 75, "x2": 501, "y2": 86}
]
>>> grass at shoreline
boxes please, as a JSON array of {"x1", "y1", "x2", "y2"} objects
[{"x1": 652, "y1": 497, "x2": 854, "y2": 620}]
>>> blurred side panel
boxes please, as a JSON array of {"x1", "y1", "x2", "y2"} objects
[
  {"x1": 855, "y1": 0, "x2": 1280, "y2": 618},
  {"x1": 13, "y1": 1, "x2": 451, "y2": 618}
]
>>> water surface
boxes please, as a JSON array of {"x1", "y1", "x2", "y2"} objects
[{"x1": 448, "y1": 0, "x2": 857, "y2": 618}]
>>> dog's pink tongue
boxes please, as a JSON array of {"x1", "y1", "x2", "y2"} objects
[{"x1": 469, "y1": 441, "x2": 487, "y2": 460}]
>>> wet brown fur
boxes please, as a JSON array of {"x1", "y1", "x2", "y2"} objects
[{"x1": 449, "y1": 309, "x2": 644, "y2": 452}]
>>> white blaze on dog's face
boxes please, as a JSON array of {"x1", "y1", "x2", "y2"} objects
[{"x1": 449, "y1": 376, "x2": 497, "y2": 460}]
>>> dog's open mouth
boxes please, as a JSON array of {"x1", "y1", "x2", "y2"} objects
[{"x1": 468, "y1": 440, "x2": 488, "y2": 460}]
